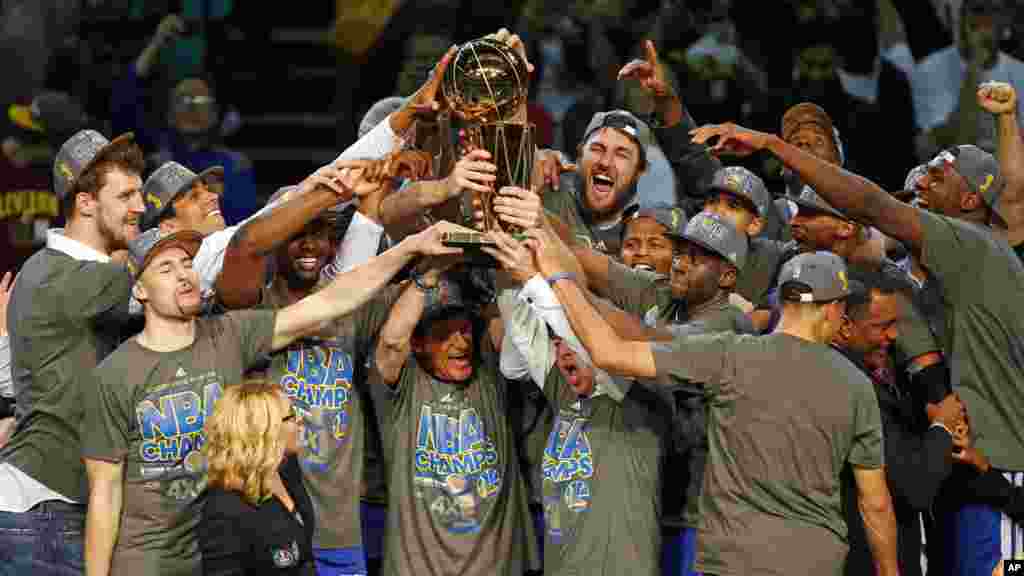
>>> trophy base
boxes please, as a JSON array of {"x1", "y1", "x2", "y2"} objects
[{"x1": 442, "y1": 231, "x2": 499, "y2": 267}]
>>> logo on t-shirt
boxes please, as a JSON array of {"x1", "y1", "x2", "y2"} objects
[
  {"x1": 413, "y1": 401, "x2": 503, "y2": 534},
  {"x1": 270, "y1": 541, "x2": 300, "y2": 568},
  {"x1": 135, "y1": 370, "x2": 223, "y2": 502},
  {"x1": 542, "y1": 411, "x2": 594, "y2": 542},
  {"x1": 279, "y1": 341, "x2": 355, "y2": 474}
]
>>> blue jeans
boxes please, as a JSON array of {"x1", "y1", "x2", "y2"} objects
[
  {"x1": 314, "y1": 546, "x2": 367, "y2": 576},
  {"x1": 662, "y1": 526, "x2": 699, "y2": 576},
  {"x1": 0, "y1": 501, "x2": 85, "y2": 576}
]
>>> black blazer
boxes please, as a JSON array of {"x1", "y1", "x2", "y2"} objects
[{"x1": 202, "y1": 455, "x2": 316, "y2": 576}]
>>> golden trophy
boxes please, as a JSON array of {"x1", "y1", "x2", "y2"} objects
[{"x1": 440, "y1": 38, "x2": 535, "y2": 253}]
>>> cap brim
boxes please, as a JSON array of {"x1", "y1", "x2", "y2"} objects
[
  {"x1": 8, "y1": 104, "x2": 43, "y2": 132},
  {"x1": 680, "y1": 234, "x2": 736, "y2": 267},
  {"x1": 138, "y1": 230, "x2": 204, "y2": 276},
  {"x1": 197, "y1": 165, "x2": 224, "y2": 184},
  {"x1": 790, "y1": 196, "x2": 848, "y2": 221}
]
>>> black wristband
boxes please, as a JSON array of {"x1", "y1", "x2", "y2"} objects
[
  {"x1": 911, "y1": 361, "x2": 953, "y2": 404},
  {"x1": 0, "y1": 396, "x2": 15, "y2": 419}
]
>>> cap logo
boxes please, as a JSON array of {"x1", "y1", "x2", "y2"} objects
[
  {"x1": 56, "y1": 161, "x2": 74, "y2": 183},
  {"x1": 146, "y1": 191, "x2": 164, "y2": 210},
  {"x1": 979, "y1": 174, "x2": 995, "y2": 194},
  {"x1": 837, "y1": 270, "x2": 848, "y2": 291},
  {"x1": 622, "y1": 125, "x2": 637, "y2": 137},
  {"x1": 671, "y1": 209, "x2": 681, "y2": 231},
  {"x1": 724, "y1": 173, "x2": 742, "y2": 192},
  {"x1": 126, "y1": 259, "x2": 137, "y2": 277}
]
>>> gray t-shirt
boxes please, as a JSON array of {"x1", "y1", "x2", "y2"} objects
[
  {"x1": 2, "y1": 248, "x2": 134, "y2": 500},
  {"x1": 735, "y1": 238, "x2": 786, "y2": 308},
  {"x1": 379, "y1": 337, "x2": 536, "y2": 576},
  {"x1": 261, "y1": 283, "x2": 397, "y2": 550},
  {"x1": 540, "y1": 365, "x2": 670, "y2": 576},
  {"x1": 82, "y1": 310, "x2": 276, "y2": 576},
  {"x1": 652, "y1": 332, "x2": 883, "y2": 576},
  {"x1": 919, "y1": 210, "x2": 1024, "y2": 469}
]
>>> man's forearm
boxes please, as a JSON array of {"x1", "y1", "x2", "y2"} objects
[
  {"x1": 85, "y1": 479, "x2": 122, "y2": 576},
  {"x1": 376, "y1": 282, "x2": 425, "y2": 384},
  {"x1": 998, "y1": 113, "x2": 1024, "y2": 199},
  {"x1": 380, "y1": 179, "x2": 448, "y2": 228},
  {"x1": 237, "y1": 187, "x2": 341, "y2": 256},
  {"x1": 551, "y1": 278, "x2": 655, "y2": 378},
  {"x1": 860, "y1": 493, "x2": 900, "y2": 576}
]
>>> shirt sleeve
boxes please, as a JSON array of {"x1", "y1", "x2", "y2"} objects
[
  {"x1": 650, "y1": 332, "x2": 736, "y2": 397},
  {"x1": 0, "y1": 335, "x2": 11, "y2": 398},
  {"x1": 894, "y1": 298, "x2": 942, "y2": 363},
  {"x1": 225, "y1": 310, "x2": 278, "y2": 370},
  {"x1": 322, "y1": 212, "x2": 385, "y2": 281},
  {"x1": 80, "y1": 364, "x2": 132, "y2": 463},
  {"x1": 847, "y1": 373, "x2": 885, "y2": 469},
  {"x1": 334, "y1": 113, "x2": 400, "y2": 162},
  {"x1": 918, "y1": 209, "x2": 985, "y2": 303},
  {"x1": 605, "y1": 260, "x2": 661, "y2": 318},
  {"x1": 496, "y1": 282, "x2": 554, "y2": 390},
  {"x1": 62, "y1": 261, "x2": 134, "y2": 322}
]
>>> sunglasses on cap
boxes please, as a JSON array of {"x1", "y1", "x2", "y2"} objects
[{"x1": 928, "y1": 149, "x2": 959, "y2": 171}]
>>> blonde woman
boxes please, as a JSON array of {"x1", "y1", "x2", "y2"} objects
[{"x1": 201, "y1": 380, "x2": 314, "y2": 575}]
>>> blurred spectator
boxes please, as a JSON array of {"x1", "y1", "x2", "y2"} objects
[
  {"x1": 0, "y1": 91, "x2": 85, "y2": 273},
  {"x1": 110, "y1": 14, "x2": 258, "y2": 225},
  {"x1": 911, "y1": 0, "x2": 1024, "y2": 158}
]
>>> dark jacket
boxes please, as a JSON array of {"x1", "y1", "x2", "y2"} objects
[{"x1": 841, "y1": 348, "x2": 953, "y2": 576}]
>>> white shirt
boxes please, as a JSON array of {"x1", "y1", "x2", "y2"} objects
[
  {"x1": 910, "y1": 47, "x2": 1024, "y2": 150},
  {"x1": 0, "y1": 229, "x2": 107, "y2": 511},
  {"x1": 497, "y1": 275, "x2": 627, "y2": 401}
]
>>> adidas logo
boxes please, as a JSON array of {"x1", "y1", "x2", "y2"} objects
[
  {"x1": 176, "y1": 367, "x2": 187, "y2": 379},
  {"x1": 571, "y1": 400, "x2": 582, "y2": 411}
]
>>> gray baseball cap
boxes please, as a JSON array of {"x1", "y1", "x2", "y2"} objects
[
  {"x1": 929, "y1": 145, "x2": 1007, "y2": 225},
  {"x1": 777, "y1": 251, "x2": 851, "y2": 302},
  {"x1": 582, "y1": 110, "x2": 653, "y2": 161},
  {"x1": 127, "y1": 228, "x2": 204, "y2": 280},
  {"x1": 676, "y1": 210, "x2": 747, "y2": 270},
  {"x1": 359, "y1": 96, "x2": 405, "y2": 139},
  {"x1": 708, "y1": 166, "x2": 770, "y2": 218},
  {"x1": 53, "y1": 129, "x2": 135, "y2": 200},
  {"x1": 418, "y1": 274, "x2": 468, "y2": 328},
  {"x1": 624, "y1": 203, "x2": 688, "y2": 237},
  {"x1": 791, "y1": 184, "x2": 849, "y2": 221},
  {"x1": 141, "y1": 161, "x2": 224, "y2": 231}
]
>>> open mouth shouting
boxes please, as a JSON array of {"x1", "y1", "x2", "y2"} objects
[{"x1": 591, "y1": 173, "x2": 615, "y2": 199}]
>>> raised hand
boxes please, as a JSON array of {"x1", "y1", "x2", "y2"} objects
[
  {"x1": 492, "y1": 186, "x2": 544, "y2": 231},
  {"x1": 485, "y1": 28, "x2": 535, "y2": 73},
  {"x1": 690, "y1": 123, "x2": 772, "y2": 157},
  {"x1": 522, "y1": 225, "x2": 578, "y2": 279},
  {"x1": 407, "y1": 45, "x2": 458, "y2": 117},
  {"x1": 618, "y1": 40, "x2": 672, "y2": 97},
  {"x1": 409, "y1": 220, "x2": 473, "y2": 257},
  {"x1": 533, "y1": 149, "x2": 576, "y2": 192},
  {"x1": 481, "y1": 230, "x2": 538, "y2": 285},
  {"x1": 977, "y1": 81, "x2": 1018, "y2": 116}
]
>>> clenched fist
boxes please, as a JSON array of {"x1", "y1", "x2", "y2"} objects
[{"x1": 977, "y1": 81, "x2": 1017, "y2": 116}]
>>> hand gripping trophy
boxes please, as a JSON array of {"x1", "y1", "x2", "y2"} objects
[{"x1": 440, "y1": 37, "x2": 535, "y2": 253}]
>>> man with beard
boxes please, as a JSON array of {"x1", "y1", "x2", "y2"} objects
[
  {"x1": 253, "y1": 190, "x2": 400, "y2": 576},
  {"x1": 372, "y1": 267, "x2": 537, "y2": 576},
  {"x1": 0, "y1": 129, "x2": 145, "y2": 575},
  {"x1": 525, "y1": 229, "x2": 899, "y2": 575},
  {"x1": 691, "y1": 119, "x2": 1024, "y2": 576},
  {"x1": 80, "y1": 215, "x2": 466, "y2": 576},
  {"x1": 488, "y1": 230, "x2": 670, "y2": 576},
  {"x1": 833, "y1": 269, "x2": 965, "y2": 576}
]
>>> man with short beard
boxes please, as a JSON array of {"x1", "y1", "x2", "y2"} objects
[
  {"x1": 0, "y1": 129, "x2": 145, "y2": 575},
  {"x1": 253, "y1": 188, "x2": 401, "y2": 576},
  {"x1": 80, "y1": 215, "x2": 465, "y2": 576}
]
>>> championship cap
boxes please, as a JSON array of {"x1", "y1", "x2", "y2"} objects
[
  {"x1": 708, "y1": 166, "x2": 770, "y2": 218},
  {"x1": 676, "y1": 210, "x2": 747, "y2": 270},
  {"x1": 53, "y1": 129, "x2": 135, "y2": 200},
  {"x1": 418, "y1": 274, "x2": 468, "y2": 328},
  {"x1": 898, "y1": 164, "x2": 928, "y2": 202},
  {"x1": 359, "y1": 96, "x2": 405, "y2": 139},
  {"x1": 623, "y1": 203, "x2": 688, "y2": 237},
  {"x1": 9, "y1": 92, "x2": 87, "y2": 141},
  {"x1": 127, "y1": 228, "x2": 204, "y2": 280},
  {"x1": 777, "y1": 251, "x2": 850, "y2": 302},
  {"x1": 791, "y1": 185, "x2": 849, "y2": 221},
  {"x1": 583, "y1": 110, "x2": 653, "y2": 160},
  {"x1": 928, "y1": 145, "x2": 1007, "y2": 225},
  {"x1": 141, "y1": 162, "x2": 224, "y2": 231}
]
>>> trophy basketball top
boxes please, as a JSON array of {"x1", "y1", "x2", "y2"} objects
[{"x1": 442, "y1": 38, "x2": 529, "y2": 123}]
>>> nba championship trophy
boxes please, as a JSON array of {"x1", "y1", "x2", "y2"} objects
[{"x1": 440, "y1": 37, "x2": 535, "y2": 254}]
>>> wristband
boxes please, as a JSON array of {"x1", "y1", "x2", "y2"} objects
[{"x1": 546, "y1": 272, "x2": 577, "y2": 286}]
